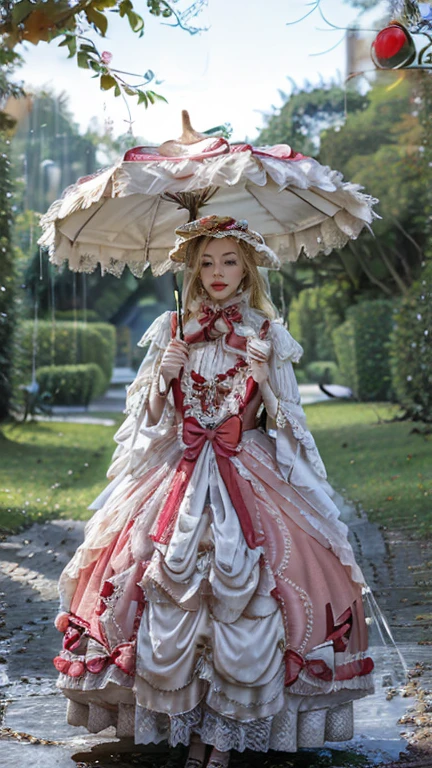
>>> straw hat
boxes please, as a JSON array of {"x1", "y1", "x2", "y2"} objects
[{"x1": 169, "y1": 215, "x2": 281, "y2": 270}]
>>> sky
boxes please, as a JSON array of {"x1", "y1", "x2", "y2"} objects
[{"x1": 15, "y1": 0, "x2": 387, "y2": 145}]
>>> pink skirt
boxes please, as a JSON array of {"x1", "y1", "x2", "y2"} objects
[{"x1": 53, "y1": 427, "x2": 374, "y2": 752}]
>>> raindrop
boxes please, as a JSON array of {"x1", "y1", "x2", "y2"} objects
[{"x1": 407, "y1": 375, "x2": 413, "y2": 381}]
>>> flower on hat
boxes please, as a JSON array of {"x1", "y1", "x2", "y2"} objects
[
  {"x1": 169, "y1": 214, "x2": 281, "y2": 270},
  {"x1": 176, "y1": 215, "x2": 251, "y2": 238}
]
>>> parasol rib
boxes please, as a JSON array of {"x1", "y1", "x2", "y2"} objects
[
  {"x1": 245, "y1": 184, "x2": 296, "y2": 232},
  {"x1": 286, "y1": 187, "x2": 341, "y2": 219},
  {"x1": 71, "y1": 200, "x2": 105, "y2": 247},
  {"x1": 144, "y1": 197, "x2": 162, "y2": 263}
]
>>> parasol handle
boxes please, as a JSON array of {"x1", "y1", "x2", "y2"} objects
[{"x1": 173, "y1": 275, "x2": 184, "y2": 340}]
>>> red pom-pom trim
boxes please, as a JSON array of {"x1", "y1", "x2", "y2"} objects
[
  {"x1": 53, "y1": 656, "x2": 71, "y2": 674},
  {"x1": 68, "y1": 661, "x2": 86, "y2": 678}
]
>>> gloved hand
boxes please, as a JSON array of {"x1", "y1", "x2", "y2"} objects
[
  {"x1": 247, "y1": 337, "x2": 271, "y2": 384},
  {"x1": 159, "y1": 339, "x2": 189, "y2": 390}
]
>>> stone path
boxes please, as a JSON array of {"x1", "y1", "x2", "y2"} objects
[
  {"x1": 0, "y1": 505, "x2": 431, "y2": 767},
  {"x1": 41, "y1": 383, "x2": 330, "y2": 421}
]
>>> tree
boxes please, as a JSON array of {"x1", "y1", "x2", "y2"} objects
[
  {"x1": 12, "y1": 89, "x2": 99, "y2": 214},
  {"x1": 257, "y1": 80, "x2": 368, "y2": 156},
  {"x1": 0, "y1": 0, "x2": 207, "y2": 421},
  {"x1": 0, "y1": 47, "x2": 22, "y2": 422},
  {"x1": 0, "y1": 2, "x2": 207, "y2": 107},
  {"x1": 320, "y1": 74, "x2": 428, "y2": 298},
  {"x1": 256, "y1": 72, "x2": 427, "y2": 369}
]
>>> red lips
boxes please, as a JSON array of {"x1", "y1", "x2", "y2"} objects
[{"x1": 211, "y1": 282, "x2": 228, "y2": 291}]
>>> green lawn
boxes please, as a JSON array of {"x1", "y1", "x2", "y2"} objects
[
  {"x1": 0, "y1": 415, "x2": 122, "y2": 533},
  {"x1": 0, "y1": 402, "x2": 431, "y2": 537},
  {"x1": 305, "y1": 401, "x2": 432, "y2": 538}
]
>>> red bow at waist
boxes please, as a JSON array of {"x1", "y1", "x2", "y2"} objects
[
  {"x1": 182, "y1": 414, "x2": 242, "y2": 460},
  {"x1": 152, "y1": 414, "x2": 260, "y2": 550},
  {"x1": 184, "y1": 304, "x2": 247, "y2": 351}
]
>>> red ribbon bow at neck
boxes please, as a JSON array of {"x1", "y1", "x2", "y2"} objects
[{"x1": 185, "y1": 304, "x2": 246, "y2": 350}]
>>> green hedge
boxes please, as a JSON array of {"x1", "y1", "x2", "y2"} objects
[
  {"x1": 305, "y1": 361, "x2": 340, "y2": 385},
  {"x1": 14, "y1": 321, "x2": 115, "y2": 398},
  {"x1": 293, "y1": 368, "x2": 307, "y2": 385},
  {"x1": 332, "y1": 320, "x2": 356, "y2": 391},
  {"x1": 288, "y1": 282, "x2": 352, "y2": 365},
  {"x1": 51, "y1": 310, "x2": 101, "y2": 323},
  {"x1": 332, "y1": 300, "x2": 394, "y2": 401},
  {"x1": 390, "y1": 262, "x2": 432, "y2": 422},
  {"x1": 91, "y1": 323, "x2": 116, "y2": 376},
  {"x1": 36, "y1": 364, "x2": 106, "y2": 406}
]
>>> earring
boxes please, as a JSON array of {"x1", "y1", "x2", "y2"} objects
[{"x1": 197, "y1": 278, "x2": 207, "y2": 297}]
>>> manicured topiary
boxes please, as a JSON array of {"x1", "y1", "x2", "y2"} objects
[
  {"x1": 390, "y1": 262, "x2": 432, "y2": 422},
  {"x1": 288, "y1": 282, "x2": 351, "y2": 365},
  {"x1": 36, "y1": 363, "x2": 106, "y2": 406},
  {"x1": 13, "y1": 321, "x2": 115, "y2": 399},
  {"x1": 332, "y1": 300, "x2": 394, "y2": 401},
  {"x1": 332, "y1": 319, "x2": 356, "y2": 392},
  {"x1": 305, "y1": 361, "x2": 341, "y2": 385}
]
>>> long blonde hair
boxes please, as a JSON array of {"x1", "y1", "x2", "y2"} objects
[{"x1": 183, "y1": 235, "x2": 278, "y2": 321}]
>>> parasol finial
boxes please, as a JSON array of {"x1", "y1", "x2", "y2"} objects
[
  {"x1": 158, "y1": 110, "x2": 217, "y2": 157},
  {"x1": 180, "y1": 110, "x2": 206, "y2": 144}
]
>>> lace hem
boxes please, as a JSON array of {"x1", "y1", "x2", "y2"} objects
[
  {"x1": 133, "y1": 697, "x2": 357, "y2": 751},
  {"x1": 65, "y1": 692, "x2": 358, "y2": 751}
]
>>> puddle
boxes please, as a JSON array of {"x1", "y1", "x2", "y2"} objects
[{"x1": 0, "y1": 666, "x2": 9, "y2": 687}]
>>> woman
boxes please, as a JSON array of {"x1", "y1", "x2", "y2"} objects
[{"x1": 53, "y1": 215, "x2": 374, "y2": 768}]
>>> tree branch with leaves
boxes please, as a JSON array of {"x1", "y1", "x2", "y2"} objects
[{"x1": 0, "y1": 1, "x2": 207, "y2": 110}]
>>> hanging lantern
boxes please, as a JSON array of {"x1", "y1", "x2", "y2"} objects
[{"x1": 371, "y1": 21, "x2": 432, "y2": 69}]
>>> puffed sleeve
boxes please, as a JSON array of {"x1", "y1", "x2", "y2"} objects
[
  {"x1": 267, "y1": 320, "x2": 326, "y2": 482},
  {"x1": 88, "y1": 311, "x2": 176, "y2": 510}
]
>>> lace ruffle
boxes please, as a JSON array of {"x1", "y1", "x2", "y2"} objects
[
  {"x1": 277, "y1": 399, "x2": 327, "y2": 479},
  {"x1": 137, "y1": 310, "x2": 172, "y2": 349},
  {"x1": 133, "y1": 697, "x2": 356, "y2": 752},
  {"x1": 66, "y1": 693, "x2": 356, "y2": 751},
  {"x1": 38, "y1": 149, "x2": 378, "y2": 278},
  {"x1": 269, "y1": 321, "x2": 303, "y2": 364}
]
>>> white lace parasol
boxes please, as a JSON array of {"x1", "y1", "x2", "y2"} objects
[{"x1": 38, "y1": 111, "x2": 378, "y2": 278}]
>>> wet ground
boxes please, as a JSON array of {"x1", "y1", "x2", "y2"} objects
[{"x1": 0, "y1": 501, "x2": 431, "y2": 767}]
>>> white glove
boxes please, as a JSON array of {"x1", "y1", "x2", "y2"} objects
[
  {"x1": 247, "y1": 338, "x2": 271, "y2": 384},
  {"x1": 159, "y1": 339, "x2": 189, "y2": 389}
]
